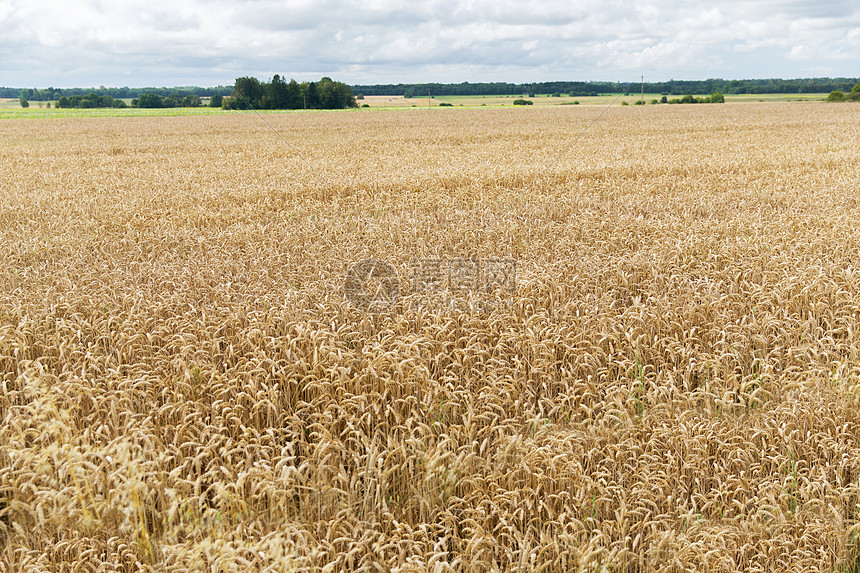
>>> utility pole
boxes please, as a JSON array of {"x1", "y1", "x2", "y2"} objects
[{"x1": 641, "y1": 75, "x2": 644, "y2": 105}]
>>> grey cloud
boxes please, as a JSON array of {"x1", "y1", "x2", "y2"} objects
[{"x1": 1, "y1": 0, "x2": 858, "y2": 87}]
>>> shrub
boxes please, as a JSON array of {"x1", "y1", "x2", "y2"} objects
[
  {"x1": 710, "y1": 92, "x2": 725, "y2": 103},
  {"x1": 438, "y1": 102, "x2": 453, "y2": 107},
  {"x1": 512, "y1": 99, "x2": 533, "y2": 106},
  {"x1": 181, "y1": 95, "x2": 202, "y2": 107},
  {"x1": 827, "y1": 91, "x2": 846, "y2": 102},
  {"x1": 132, "y1": 94, "x2": 180, "y2": 108}
]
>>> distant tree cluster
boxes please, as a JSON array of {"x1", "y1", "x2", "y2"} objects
[
  {"x1": 131, "y1": 93, "x2": 202, "y2": 108},
  {"x1": 223, "y1": 76, "x2": 357, "y2": 110},
  {"x1": 7, "y1": 87, "x2": 62, "y2": 101},
  {"x1": 827, "y1": 82, "x2": 860, "y2": 102},
  {"x1": 52, "y1": 91, "x2": 206, "y2": 108},
  {"x1": 662, "y1": 93, "x2": 726, "y2": 104},
  {"x1": 57, "y1": 93, "x2": 127, "y2": 108},
  {"x1": 0, "y1": 85, "x2": 231, "y2": 101}
]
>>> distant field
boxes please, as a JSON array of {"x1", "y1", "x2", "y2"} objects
[
  {"x1": 1, "y1": 92, "x2": 835, "y2": 117},
  {"x1": 365, "y1": 92, "x2": 833, "y2": 107},
  {"x1": 2, "y1": 102, "x2": 860, "y2": 571}
]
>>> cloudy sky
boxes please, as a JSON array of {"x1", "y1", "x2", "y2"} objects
[{"x1": 1, "y1": 0, "x2": 858, "y2": 88}]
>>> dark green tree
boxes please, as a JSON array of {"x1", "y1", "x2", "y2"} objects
[
  {"x1": 317, "y1": 77, "x2": 336, "y2": 109},
  {"x1": 227, "y1": 76, "x2": 264, "y2": 109},
  {"x1": 223, "y1": 75, "x2": 358, "y2": 110},
  {"x1": 304, "y1": 82, "x2": 319, "y2": 109},
  {"x1": 133, "y1": 93, "x2": 172, "y2": 108},
  {"x1": 315, "y1": 77, "x2": 357, "y2": 109},
  {"x1": 262, "y1": 74, "x2": 288, "y2": 109},
  {"x1": 286, "y1": 79, "x2": 302, "y2": 109}
]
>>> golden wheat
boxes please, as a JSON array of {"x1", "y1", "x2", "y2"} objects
[{"x1": 1, "y1": 102, "x2": 860, "y2": 571}]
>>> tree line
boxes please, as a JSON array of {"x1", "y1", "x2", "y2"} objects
[
  {"x1": 1, "y1": 86, "x2": 232, "y2": 101},
  {"x1": 6, "y1": 77, "x2": 858, "y2": 108},
  {"x1": 51, "y1": 92, "x2": 214, "y2": 109},
  {"x1": 224, "y1": 76, "x2": 357, "y2": 110},
  {"x1": 4, "y1": 76, "x2": 358, "y2": 110},
  {"x1": 57, "y1": 93, "x2": 127, "y2": 108},
  {"x1": 353, "y1": 78, "x2": 860, "y2": 97}
]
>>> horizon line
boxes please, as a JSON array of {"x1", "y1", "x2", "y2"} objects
[{"x1": 3, "y1": 75, "x2": 860, "y2": 91}]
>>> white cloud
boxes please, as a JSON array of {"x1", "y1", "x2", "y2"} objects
[{"x1": 0, "y1": 0, "x2": 857, "y2": 87}]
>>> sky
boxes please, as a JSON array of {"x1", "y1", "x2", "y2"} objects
[{"x1": 1, "y1": 0, "x2": 858, "y2": 88}]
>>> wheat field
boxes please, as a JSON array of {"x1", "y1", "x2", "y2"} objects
[{"x1": 1, "y1": 102, "x2": 860, "y2": 571}]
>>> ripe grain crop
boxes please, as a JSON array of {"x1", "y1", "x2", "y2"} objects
[{"x1": 1, "y1": 102, "x2": 860, "y2": 571}]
